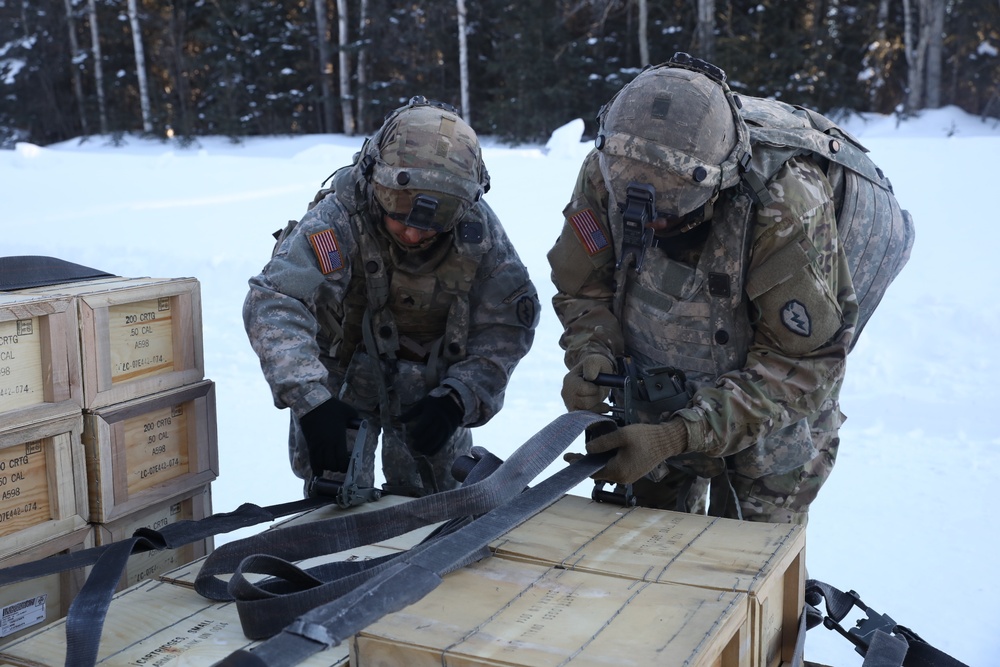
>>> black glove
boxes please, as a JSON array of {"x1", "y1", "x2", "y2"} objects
[
  {"x1": 298, "y1": 397, "x2": 359, "y2": 475},
  {"x1": 400, "y1": 393, "x2": 464, "y2": 457}
]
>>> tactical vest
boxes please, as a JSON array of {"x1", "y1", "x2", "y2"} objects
[
  {"x1": 327, "y1": 167, "x2": 489, "y2": 378},
  {"x1": 615, "y1": 180, "x2": 824, "y2": 479},
  {"x1": 615, "y1": 189, "x2": 756, "y2": 390}
]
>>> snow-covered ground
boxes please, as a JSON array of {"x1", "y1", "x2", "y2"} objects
[{"x1": 4, "y1": 105, "x2": 998, "y2": 665}]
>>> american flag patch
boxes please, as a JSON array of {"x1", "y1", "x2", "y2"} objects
[
  {"x1": 568, "y1": 208, "x2": 610, "y2": 256},
  {"x1": 309, "y1": 229, "x2": 344, "y2": 274}
]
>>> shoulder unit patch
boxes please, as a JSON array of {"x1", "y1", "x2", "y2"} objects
[{"x1": 780, "y1": 299, "x2": 812, "y2": 337}]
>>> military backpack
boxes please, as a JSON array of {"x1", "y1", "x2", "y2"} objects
[{"x1": 737, "y1": 96, "x2": 915, "y2": 348}]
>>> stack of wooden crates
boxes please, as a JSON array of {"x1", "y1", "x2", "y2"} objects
[
  {"x1": 0, "y1": 276, "x2": 218, "y2": 644},
  {"x1": 0, "y1": 493, "x2": 806, "y2": 667}
]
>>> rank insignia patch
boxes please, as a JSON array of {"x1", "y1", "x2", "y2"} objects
[
  {"x1": 568, "y1": 208, "x2": 610, "y2": 256},
  {"x1": 309, "y1": 229, "x2": 344, "y2": 274}
]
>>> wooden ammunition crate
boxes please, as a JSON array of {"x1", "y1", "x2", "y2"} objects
[
  {"x1": 0, "y1": 414, "x2": 88, "y2": 559},
  {"x1": 0, "y1": 523, "x2": 420, "y2": 666},
  {"x1": 13, "y1": 277, "x2": 204, "y2": 410},
  {"x1": 0, "y1": 577, "x2": 349, "y2": 666},
  {"x1": 0, "y1": 294, "x2": 83, "y2": 431},
  {"x1": 83, "y1": 380, "x2": 218, "y2": 523},
  {"x1": 351, "y1": 556, "x2": 750, "y2": 667},
  {"x1": 93, "y1": 485, "x2": 214, "y2": 592},
  {"x1": 490, "y1": 495, "x2": 805, "y2": 667},
  {"x1": 0, "y1": 526, "x2": 92, "y2": 646}
]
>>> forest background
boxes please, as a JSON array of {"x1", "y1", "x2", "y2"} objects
[{"x1": 2, "y1": 0, "x2": 999, "y2": 147}]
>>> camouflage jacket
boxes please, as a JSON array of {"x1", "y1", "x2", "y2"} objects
[
  {"x1": 244, "y1": 169, "x2": 540, "y2": 427},
  {"x1": 548, "y1": 147, "x2": 858, "y2": 474}
]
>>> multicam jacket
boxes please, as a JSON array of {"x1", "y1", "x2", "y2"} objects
[
  {"x1": 548, "y1": 147, "x2": 859, "y2": 478},
  {"x1": 244, "y1": 166, "x2": 540, "y2": 431}
]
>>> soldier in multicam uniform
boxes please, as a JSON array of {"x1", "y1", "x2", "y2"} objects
[
  {"x1": 549, "y1": 56, "x2": 858, "y2": 524},
  {"x1": 245, "y1": 97, "x2": 540, "y2": 497}
]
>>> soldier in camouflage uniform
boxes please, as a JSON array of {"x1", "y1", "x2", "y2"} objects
[
  {"x1": 245, "y1": 97, "x2": 540, "y2": 497},
  {"x1": 549, "y1": 56, "x2": 858, "y2": 524}
]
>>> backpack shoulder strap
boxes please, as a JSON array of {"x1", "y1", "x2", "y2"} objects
[{"x1": 741, "y1": 97, "x2": 888, "y2": 189}]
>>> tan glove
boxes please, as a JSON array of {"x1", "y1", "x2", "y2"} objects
[
  {"x1": 561, "y1": 355, "x2": 614, "y2": 413},
  {"x1": 585, "y1": 420, "x2": 689, "y2": 484}
]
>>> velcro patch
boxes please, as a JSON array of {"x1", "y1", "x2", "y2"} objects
[
  {"x1": 309, "y1": 229, "x2": 344, "y2": 274},
  {"x1": 568, "y1": 208, "x2": 610, "y2": 256}
]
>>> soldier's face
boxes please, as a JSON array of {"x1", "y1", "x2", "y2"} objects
[{"x1": 383, "y1": 214, "x2": 439, "y2": 248}]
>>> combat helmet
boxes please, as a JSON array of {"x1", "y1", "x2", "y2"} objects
[
  {"x1": 358, "y1": 96, "x2": 489, "y2": 234},
  {"x1": 595, "y1": 53, "x2": 751, "y2": 232}
]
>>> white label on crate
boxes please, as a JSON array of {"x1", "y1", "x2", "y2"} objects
[
  {"x1": 0, "y1": 440, "x2": 52, "y2": 538},
  {"x1": 0, "y1": 594, "x2": 47, "y2": 638},
  {"x1": 0, "y1": 316, "x2": 44, "y2": 410},
  {"x1": 108, "y1": 298, "x2": 175, "y2": 382}
]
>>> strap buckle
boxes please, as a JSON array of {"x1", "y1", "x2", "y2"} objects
[
  {"x1": 591, "y1": 480, "x2": 636, "y2": 506},
  {"x1": 308, "y1": 420, "x2": 383, "y2": 509},
  {"x1": 821, "y1": 589, "x2": 899, "y2": 657}
]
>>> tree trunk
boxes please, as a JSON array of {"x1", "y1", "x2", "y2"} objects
[
  {"x1": 87, "y1": 0, "x2": 108, "y2": 134},
  {"x1": 457, "y1": 0, "x2": 470, "y2": 121},
  {"x1": 903, "y1": 0, "x2": 924, "y2": 112},
  {"x1": 167, "y1": 2, "x2": 191, "y2": 135},
  {"x1": 696, "y1": 0, "x2": 715, "y2": 62},
  {"x1": 869, "y1": 0, "x2": 890, "y2": 109},
  {"x1": 337, "y1": 0, "x2": 355, "y2": 134},
  {"x1": 126, "y1": 0, "x2": 152, "y2": 133},
  {"x1": 924, "y1": 0, "x2": 945, "y2": 108},
  {"x1": 637, "y1": 0, "x2": 649, "y2": 66},
  {"x1": 62, "y1": 0, "x2": 89, "y2": 135},
  {"x1": 356, "y1": 0, "x2": 369, "y2": 134},
  {"x1": 313, "y1": 0, "x2": 336, "y2": 133}
]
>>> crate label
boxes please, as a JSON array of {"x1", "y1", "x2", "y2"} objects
[
  {"x1": 108, "y1": 298, "x2": 175, "y2": 383},
  {"x1": 0, "y1": 594, "x2": 47, "y2": 638},
  {"x1": 0, "y1": 317, "x2": 44, "y2": 411},
  {"x1": 0, "y1": 440, "x2": 53, "y2": 537},
  {"x1": 124, "y1": 404, "x2": 190, "y2": 494},
  {"x1": 122, "y1": 499, "x2": 195, "y2": 586}
]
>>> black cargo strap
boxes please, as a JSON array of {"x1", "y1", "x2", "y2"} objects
[
  {"x1": 0, "y1": 496, "x2": 333, "y2": 589},
  {"x1": 805, "y1": 579, "x2": 970, "y2": 667},
  {"x1": 192, "y1": 411, "x2": 610, "y2": 666},
  {"x1": 0, "y1": 496, "x2": 333, "y2": 667}
]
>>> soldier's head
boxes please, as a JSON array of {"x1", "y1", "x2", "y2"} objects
[
  {"x1": 358, "y1": 97, "x2": 489, "y2": 249},
  {"x1": 595, "y1": 53, "x2": 750, "y2": 235}
]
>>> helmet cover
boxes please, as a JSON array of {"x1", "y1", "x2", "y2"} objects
[
  {"x1": 370, "y1": 102, "x2": 486, "y2": 232},
  {"x1": 597, "y1": 65, "x2": 749, "y2": 218}
]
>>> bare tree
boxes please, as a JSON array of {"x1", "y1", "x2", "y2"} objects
[
  {"x1": 903, "y1": 0, "x2": 945, "y2": 111},
  {"x1": 867, "y1": 0, "x2": 891, "y2": 109},
  {"x1": 695, "y1": 0, "x2": 715, "y2": 62},
  {"x1": 126, "y1": 0, "x2": 152, "y2": 132},
  {"x1": 313, "y1": 0, "x2": 336, "y2": 132},
  {"x1": 356, "y1": 0, "x2": 370, "y2": 133},
  {"x1": 637, "y1": 0, "x2": 649, "y2": 66},
  {"x1": 87, "y1": 0, "x2": 108, "y2": 134},
  {"x1": 924, "y1": 0, "x2": 946, "y2": 108},
  {"x1": 62, "y1": 0, "x2": 89, "y2": 135},
  {"x1": 903, "y1": 0, "x2": 923, "y2": 110},
  {"x1": 337, "y1": 0, "x2": 356, "y2": 134},
  {"x1": 457, "y1": 0, "x2": 470, "y2": 121}
]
